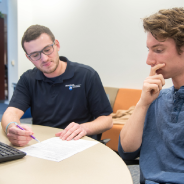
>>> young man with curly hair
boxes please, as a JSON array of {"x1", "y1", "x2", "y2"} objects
[{"x1": 119, "y1": 7, "x2": 184, "y2": 184}]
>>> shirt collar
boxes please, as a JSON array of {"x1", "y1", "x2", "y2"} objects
[
  {"x1": 172, "y1": 85, "x2": 184, "y2": 99},
  {"x1": 35, "y1": 56, "x2": 74, "y2": 83}
]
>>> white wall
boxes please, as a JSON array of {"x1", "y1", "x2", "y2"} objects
[
  {"x1": 8, "y1": 0, "x2": 184, "y2": 100},
  {"x1": 17, "y1": 0, "x2": 33, "y2": 76}
]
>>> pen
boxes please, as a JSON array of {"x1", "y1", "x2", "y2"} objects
[{"x1": 16, "y1": 123, "x2": 40, "y2": 143}]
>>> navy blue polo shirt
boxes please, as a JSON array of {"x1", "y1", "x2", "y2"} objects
[{"x1": 9, "y1": 56, "x2": 112, "y2": 140}]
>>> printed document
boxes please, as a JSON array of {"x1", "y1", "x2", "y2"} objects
[{"x1": 20, "y1": 137, "x2": 98, "y2": 162}]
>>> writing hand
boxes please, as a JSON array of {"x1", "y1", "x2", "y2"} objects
[{"x1": 7, "y1": 124, "x2": 33, "y2": 147}]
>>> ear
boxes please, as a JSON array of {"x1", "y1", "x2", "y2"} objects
[{"x1": 54, "y1": 39, "x2": 60, "y2": 51}]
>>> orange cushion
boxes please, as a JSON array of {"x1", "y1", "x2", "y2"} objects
[
  {"x1": 113, "y1": 88, "x2": 142, "y2": 113},
  {"x1": 101, "y1": 124, "x2": 124, "y2": 152},
  {"x1": 101, "y1": 88, "x2": 142, "y2": 151}
]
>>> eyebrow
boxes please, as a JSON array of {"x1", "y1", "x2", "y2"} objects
[
  {"x1": 29, "y1": 44, "x2": 52, "y2": 55},
  {"x1": 147, "y1": 43, "x2": 165, "y2": 49}
]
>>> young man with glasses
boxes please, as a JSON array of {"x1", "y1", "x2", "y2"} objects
[
  {"x1": 1, "y1": 25, "x2": 113, "y2": 147},
  {"x1": 118, "y1": 8, "x2": 184, "y2": 183}
]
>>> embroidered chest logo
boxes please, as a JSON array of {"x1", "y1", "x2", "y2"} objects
[{"x1": 65, "y1": 84, "x2": 81, "y2": 91}]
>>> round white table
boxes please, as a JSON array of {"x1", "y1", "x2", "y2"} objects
[{"x1": 0, "y1": 124, "x2": 133, "y2": 184}]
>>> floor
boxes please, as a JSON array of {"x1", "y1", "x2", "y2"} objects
[
  {"x1": 0, "y1": 102, "x2": 140, "y2": 184},
  {"x1": 128, "y1": 165, "x2": 140, "y2": 184}
]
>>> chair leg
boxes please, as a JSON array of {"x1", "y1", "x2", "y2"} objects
[{"x1": 99, "y1": 138, "x2": 111, "y2": 145}]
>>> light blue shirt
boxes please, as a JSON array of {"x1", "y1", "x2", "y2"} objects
[{"x1": 118, "y1": 86, "x2": 184, "y2": 184}]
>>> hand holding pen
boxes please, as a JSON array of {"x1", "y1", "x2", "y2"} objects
[
  {"x1": 7, "y1": 123, "x2": 40, "y2": 147},
  {"x1": 15, "y1": 123, "x2": 40, "y2": 143}
]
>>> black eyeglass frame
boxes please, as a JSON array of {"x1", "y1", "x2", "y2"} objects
[{"x1": 26, "y1": 41, "x2": 55, "y2": 61}]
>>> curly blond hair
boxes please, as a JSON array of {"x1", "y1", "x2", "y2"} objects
[{"x1": 143, "y1": 7, "x2": 184, "y2": 54}]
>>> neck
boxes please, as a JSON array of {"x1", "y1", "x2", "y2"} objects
[{"x1": 172, "y1": 75, "x2": 184, "y2": 89}]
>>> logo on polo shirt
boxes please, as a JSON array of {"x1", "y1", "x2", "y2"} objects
[{"x1": 65, "y1": 84, "x2": 81, "y2": 90}]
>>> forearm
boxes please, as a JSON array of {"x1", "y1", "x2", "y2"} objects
[
  {"x1": 120, "y1": 64, "x2": 165, "y2": 152},
  {"x1": 120, "y1": 101, "x2": 149, "y2": 152},
  {"x1": 1, "y1": 107, "x2": 24, "y2": 133},
  {"x1": 81, "y1": 115, "x2": 113, "y2": 136}
]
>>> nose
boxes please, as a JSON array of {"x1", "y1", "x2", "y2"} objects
[
  {"x1": 40, "y1": 52, "x2": 49, "y2": 61},
  {"x1": 146, "y1": 51, "x2": 156, "y2": 66}
]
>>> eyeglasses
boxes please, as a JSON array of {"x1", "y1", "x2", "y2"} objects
[{"x1": 27, "y1": 41, "x2": 55, "y2": 61}]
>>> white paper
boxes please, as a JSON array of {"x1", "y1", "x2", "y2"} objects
[{"x1": 20, "y1": 137, "x2": 99, "y2": 162}]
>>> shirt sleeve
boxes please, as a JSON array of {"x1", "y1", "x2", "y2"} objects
[
  {"x1": 9, "y1": 72, "x2": 31, "y2": 112},
  {"x1": 118, "y1": 136, "x2": 140, "y2": 160},
  {"x1": 86, "y1": 71, "x2": 113, "y2": 118}
]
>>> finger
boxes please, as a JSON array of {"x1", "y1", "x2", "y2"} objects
[
  {"x1": 61, "y1": 123, "x2": 79, "y2": 140},
  {"x1": 74, "y1": 131, "x2": 86, "y2": 140},
  {"x1": 9, "y1": 126, "x2": 33, "y2": 136},
  {"x1": 158, "y1": 74, "x2": 165, "y2": 86},
  {"x1": 55, "y1": 131, "x2": 62, "y2": 137},
  {"x1": 149, "y1": 63, "x2": 165, "y2": 76},
  {"x1": 7, "y1": 133, "x2": 32, "y2": 142},
  {"x1": 10, "y1": 139, "x2": 30, "y2": 147},
  {"x1": 144, "y1": 79, "x2": 163, "y2": 85},
  {"x1": 66, "y1": 129, "x2": 81, "y2": 141},
  {"x1": 8, "y1": 134, "x2": 32, "y2": 147},
  {"x1": 59, "y1": 130, "x2": 66, "y2": 138},
  {"x1": 146, "y1": 74, "x2": 164, "y2": 80},
  {"x1": 20, "y1": 125, "x2": 33, "y2": 132},
  {"x1": 61, "y1": 129, "x2": 75, "y2": 140},
  {"x1": 59, "y1": 122, "x2": 75, "y2": 138},
  {"x1": 145, "y1": 75, "x2": 165, "y2": 87},
  {"x1": 158, "y1": 82, "x2": 163, "y2": 91},
  {"x1": 64, "y1": 122, "x2": 75, "y2": 131},
  {"x1": 148, "y1": 84, "x2": 160, "y2": 95}
]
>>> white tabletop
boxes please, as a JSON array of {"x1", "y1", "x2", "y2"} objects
[{"x1": 0, "y1": 124, "x2": 133, "y2": 184}]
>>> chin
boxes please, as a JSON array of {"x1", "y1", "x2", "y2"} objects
[
  {"x1": 164, "y1": 76, "x2": 169, "y2": 79},
  {"x1": 41, "y1": 65, "x2": 58, "y2": 74},
  {"x1": 162, "y1": 74, "x2": 170, "y2": 80}
]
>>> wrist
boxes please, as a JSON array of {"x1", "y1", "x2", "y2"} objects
[
  {"x1": 80, "y1": 123, "x2": 90, "y2": 135},
  {"x1": 5, "y1": 122, "x2": 17, "y2": 135},
  {"x1": 136, "y1": 100, "x2": 150, "y2": 110}
]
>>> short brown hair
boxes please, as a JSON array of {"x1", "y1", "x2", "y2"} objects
[
  {"x1": 21, "y1": 25, "x2": 55, "y2": 53},
  {"x1": 143, "y1": 7, "x2": 184, "y2": 54}
]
